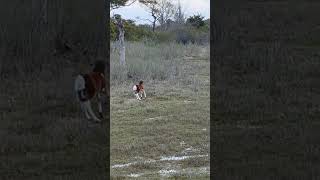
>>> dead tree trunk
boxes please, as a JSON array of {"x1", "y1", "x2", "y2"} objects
[
  {"x1": 151, "y1": 10, "x2": 157, "y2": 32},
  {"x1": 117, "y1": 18, "x2": 125, "y2": 66}
]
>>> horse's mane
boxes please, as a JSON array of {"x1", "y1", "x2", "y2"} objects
[{"x1": 92, "y1": 60, "x2": 106, "y2": 75}]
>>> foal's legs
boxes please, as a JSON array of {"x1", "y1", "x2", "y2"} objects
[
  {"x1": 74, "y1": 75, "x2": 101, "y2": 122},
  {"x1": 83, "y1": 100, "x2": 101, "y2": 122},
  {"x1": 75, "y1": 75, "x2": 90, "y2": 119},
  {"x1": 97, "y1": 93, "x2": 104, "y2": 118},
  {"x1": 134, "y1": 92, "x2": 141, "y2": 100},
  {"x1": 80, "y1": 101, "x2": 91, "y2": 119},
  {"x1": 142, "y1": 90, "x2": 146, "y2": 98},
  {"x1": 138, "y1": 91, "x2": 146, "y2": 99}
]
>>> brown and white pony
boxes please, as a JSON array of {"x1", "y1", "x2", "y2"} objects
[
  {"x1": 132, "y1": 81, "x2": 146, "y2": 100},
  {"x1": 74, "y1": 60, "x2": 107, "y2": 122}
]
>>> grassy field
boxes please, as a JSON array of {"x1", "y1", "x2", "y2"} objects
[
  {"x1": 110, "y1": 42, "x2": 210, "y2": 179},
  {"x1": 212, "y1": 1, "x2": 320, "y2": 179},
  {"x1": 0, "y1": 54, "x2": 109, "y2": 179}
]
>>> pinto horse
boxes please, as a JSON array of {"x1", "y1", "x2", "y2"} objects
[
  {"x1": 132, "y1": 81, "x2": 146, "y2": 100},
  {"x1": 74, "y1": 60, "x2": 107, "y2": 122}
]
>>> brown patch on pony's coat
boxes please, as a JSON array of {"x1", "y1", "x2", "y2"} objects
[
  {"x1": 83, "y1": 72, "x2": 106, "y2": 99},
  {"x1": 134, "y1": 84, "x2": 144, "y2": 93},
  {"x1": 80, "y1": 60, "x2": 107, "y2": 98}
]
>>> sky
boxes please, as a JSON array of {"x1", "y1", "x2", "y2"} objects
[{"x1": 110, "y1": 0, "x2": 210, "y2": 25}]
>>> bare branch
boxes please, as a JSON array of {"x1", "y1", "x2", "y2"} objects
[{"x1": 110, "y1": 0, "x2": 138, "y2": 11}]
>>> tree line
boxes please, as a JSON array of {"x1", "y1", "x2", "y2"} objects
[{"x1": 110, "y1": 0, "x2": 210, "y2": 44}]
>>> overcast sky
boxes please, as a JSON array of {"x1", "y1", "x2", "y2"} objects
[{"x1": 110, "y1": 0, "x2": 210, "y2": 24}]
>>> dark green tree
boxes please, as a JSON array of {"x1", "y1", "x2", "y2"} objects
[{"x1": 186, "y1": 15, "x2": 205, "y2": 28}]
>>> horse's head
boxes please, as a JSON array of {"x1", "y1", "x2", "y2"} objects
[{"x1": 92, "y1": 59, "x2": 106, "y2": 75}]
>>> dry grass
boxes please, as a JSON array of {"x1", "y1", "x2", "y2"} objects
[
  {"x1": 110, "y1": 41, "x2": 205, "y2": 84},
  {"x1": 110, "y1": 42, "x2": 210, "y2": 178},
  {"x1": 212, "y1": 1, "x2": 320, "y2": 179},
  {"x1": 0, "y1": 55, "x2": 109, "y2": 179},
  {"x1": 0, "y1": 1, "x2": 108, "y2": 179}
]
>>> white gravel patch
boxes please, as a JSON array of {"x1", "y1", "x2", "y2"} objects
[
  {"x1": 127, "y1": 173, "x2": 144, "y2": 177},
  {"x1": 159, "y1": 169, "x2": 178, "y2": 177},
  {"x1": 160, "y1": 154, "x2": 208, "y2": 161},
  {"x1": 111, "y1": 162, "x2": 137, "y2": 168},
  {"x1": 112, "y1": 154, "x2": 208, "y2": 169}
]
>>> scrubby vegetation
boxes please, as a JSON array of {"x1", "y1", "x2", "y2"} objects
[
  {"x1": 110, "y1": 14, "x2": 209, "y2": 44},
  {"x1": 110, "y1": 41, "x2": 207, "y2": 85}
]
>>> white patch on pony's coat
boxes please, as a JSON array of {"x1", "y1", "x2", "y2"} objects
[
  {"x1": 134, "y1": 93, "x2": 141, "y2": 100},
  {"x1": 74, "y1": 75, "x2": 86, "y2": 101},
  {"x1": 132, "y1": 85, "x2": 137, "y2": 91},
  {"x1": 74, "y1": 74, "x2": 102, "y2": 122}
]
